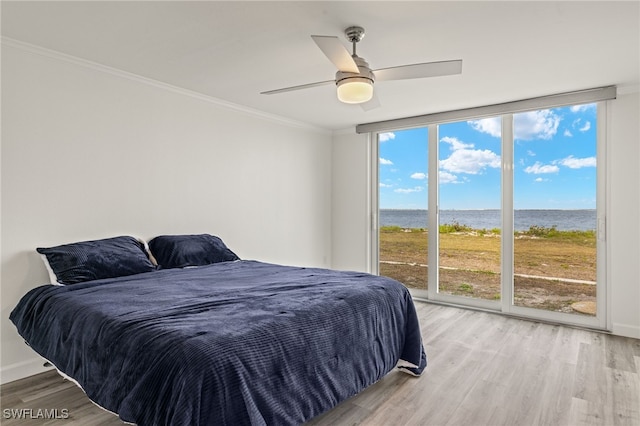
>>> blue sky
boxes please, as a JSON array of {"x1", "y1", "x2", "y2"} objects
[{"x1": 379, "y1": 103, "x2": 597, "y2": 210}]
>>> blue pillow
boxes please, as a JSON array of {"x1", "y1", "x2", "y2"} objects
[
  {"x1": 148, "y1": 234, "x2": 239, "y2": 269},
  {"x1": 37, "y1": 236, "x2": 156, "y2": 285}
]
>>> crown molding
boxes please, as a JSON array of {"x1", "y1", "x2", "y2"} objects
[{"x1": 1, "y1": 37, "x2": 331, "y2": 135}]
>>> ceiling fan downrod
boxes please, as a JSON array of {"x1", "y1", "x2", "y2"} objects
[{"x1": 345, "y1": 26, "x2": 365, "y2": 56}]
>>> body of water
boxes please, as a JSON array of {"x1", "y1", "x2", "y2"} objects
[{"x1": 380, "y1": 209, "x2": 596, "y2": 231}]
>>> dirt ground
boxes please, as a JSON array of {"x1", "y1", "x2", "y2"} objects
[{"x1": 379, "y1": 229, "x2": 597, "y2": 316}]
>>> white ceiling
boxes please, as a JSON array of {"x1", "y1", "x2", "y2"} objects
[{"x1": 2, "y1": 1, "x2": 639, "y2": 131}]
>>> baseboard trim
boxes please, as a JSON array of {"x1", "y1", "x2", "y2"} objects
[{"x1": 0, "y1": 357, "x2": 54, "y2": 385}]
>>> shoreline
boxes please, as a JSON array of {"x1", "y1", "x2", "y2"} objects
[
  {"x1": 380, "y1": 209, "x2": 597, "y2": 232},
  {"x1": 380, "y1": 225, "x2": 596, "y2": 237}
]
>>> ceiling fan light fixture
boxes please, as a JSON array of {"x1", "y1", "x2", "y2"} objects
[
  {"x1": 260, "y1": 25, "x2": 462, "y2": 111},
  {"x1": 336, "y1": 77, "x2": 374, "y2": 104}
]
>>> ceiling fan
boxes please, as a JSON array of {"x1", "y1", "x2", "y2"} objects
[{"x1": 261, "y1": 26, "x2": 462, "y2": 110}]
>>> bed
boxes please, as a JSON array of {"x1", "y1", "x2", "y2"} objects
[{"x1": 10, "y1": 234, "x2": 427, "y2": 425}]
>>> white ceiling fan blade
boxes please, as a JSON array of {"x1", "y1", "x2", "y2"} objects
[
  {"x1": 260, "y1": 80, "x2": 334, "y2": 95},
  {"x1": 311, "y1": 35, "x2": 360, "y2": 73},
  {"x1": 374, "y1": 59, "x2": 463, "y2": 81},
  {"x1": 360, "y1": 93, "x2": 381, "y2": 111}
]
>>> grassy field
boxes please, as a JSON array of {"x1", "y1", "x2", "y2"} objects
[{"x1": 379, "y1": 225, "x2": 597, "y2": 315}]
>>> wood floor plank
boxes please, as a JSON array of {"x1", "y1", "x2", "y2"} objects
[
  {"x1": 606, "y1": 335, "x2": 640, "y2": 373},
  {"x1": 305, "y1": 400, "x2": 371, "y2": 425},
  {"x1": 573, "y1": 340, "x2": 608, "y2": 403},
  {"x1": 533, "y1": 360, "x2": 576, "y2": 426},
  {"x1": 604, "y1": 367, "x2": 640, "y2": 424},
  {"x1": 569, "y1": 397, "x2": 599, "y2": 426},
  {"x1": 2, "y1": 301, "x2": 638, "y2": 426}
]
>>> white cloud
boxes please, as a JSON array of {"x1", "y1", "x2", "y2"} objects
[
  {"x1": 534, "y1": 177, "x2": 549, "y2": 182},
  {"x1": 379, "y1": 182, "x2": 393, "y2": 188},
  {"x1": 379, "y1": 157, "x2": 393, "y2": 165},
  {"x1": 513, "y1": 110, "x2": 560, "y2": 140},
  {"x1": 439, "y1": 136, "x2": 500, "y2": 175},
  {"x1": 572, "y1": 118, "x2": 591, "y2": 132},
  {"x1": 411, "y1": 172, "x2": 427, "y2": 180},
  {"x1": 394, "y1": 186, "x2": 423, "y2": 194},
  {"x1": 439, "y1": 171, "x2": 461, "y2": 184},
  {"x1": 524, "y1": 162, "x2": 560, "y2": 174},
  {"x1": 440, "y1": 149, "x2": 501, "y2": 174},
  {"x1": 559, "y1": 155, "x2": 596, "y2": 169},
  {"x1": 468, "y1": 110, "x2": 560, "y2": 140},
  {"x1": 440, "y1": 136, "x2": 474, "y2": 151},
  {"x1": 527, "y1": 150, "x2": 536, "y2": 157},
  {"x1": 564, "y1": 129, "x2": 573, "y2": 137},
  {"x1": 468, "y1": 117, "x2": 502, "y2": 138},
  {"x1": 570, "y1": 103, "x2": 596, "y2": 112},
  {"x1": 378, "y1": 132, "x2": 396, "y2": 142},
  {"x1": 578, "y1": 121, "x2": 591, "y2": 132}
]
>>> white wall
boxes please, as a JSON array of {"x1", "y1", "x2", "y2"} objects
[
  {"x1": 331, "y1": 130, "x2": 371, "y2": 272},
  {"x1": 331, "y1": 92, "x2": 640, "y2": 340},
  {"x1": 1, "y1": 43, "x2": 333, "y2": 383},
  {"x1": 608, "y1": 91, "x2": 640, "y2": 338}
]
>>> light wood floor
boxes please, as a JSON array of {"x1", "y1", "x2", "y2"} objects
[{"x1": 2, "y1": 302, "x2": 639, "y2": 425}]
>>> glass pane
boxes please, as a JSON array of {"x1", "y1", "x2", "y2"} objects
[
  {"x1": 513, "y1": 105, "x2": 597, "y2": 315},
  {"x1": 378, "y1": 129, "x2": 428, "y2": 291},
  {"x1": 437, "y1": 118, "x2": 502, "y2": 301}
]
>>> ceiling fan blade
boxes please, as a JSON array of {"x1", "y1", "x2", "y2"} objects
[
  {"x1": 360, "y1": 93, "x2": 381, "y2": 111},
  {"x1": 260, "y1": 80, "x2": 334, "y2": 95},
  {"x1": 311, "y1": 35, "x2": 360, "y2": 73},
  {"x1": 374, "y1": 59, "x2": 462, "y2": 81}
]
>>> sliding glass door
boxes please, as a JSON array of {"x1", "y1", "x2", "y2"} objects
[
  {"x1": 435, "y1": 118, "x2": 502, "y2": 307},
  {"x1": 372, "y1": 96, "x2": 607, "y2": 329},
  {"x1": 377, "y1": 128, "x2": 429, "y2": 292},
  {"x1": 511, "y1": 104, "x2": 601, "y2": 321}
]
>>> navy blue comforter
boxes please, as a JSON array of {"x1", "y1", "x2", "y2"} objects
[{"x1": 11, "y1": 260, "x2": 426, "y2": 425}]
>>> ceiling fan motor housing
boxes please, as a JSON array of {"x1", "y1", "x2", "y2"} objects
[
  {"x1": 345, "y1": 26, "x2": 365, "y2": 43},
  {"x1": 335, "y1": 55, "x2": 375, "y2": 85}
]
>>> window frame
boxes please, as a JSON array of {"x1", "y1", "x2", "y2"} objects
[{"x1": 368, "y1": 89, "x2": 612, "y2": 331}]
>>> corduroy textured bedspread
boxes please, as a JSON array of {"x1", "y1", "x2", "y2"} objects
[{"x1": 11, "y1": 260, "x2": 426, "y2": 425}]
